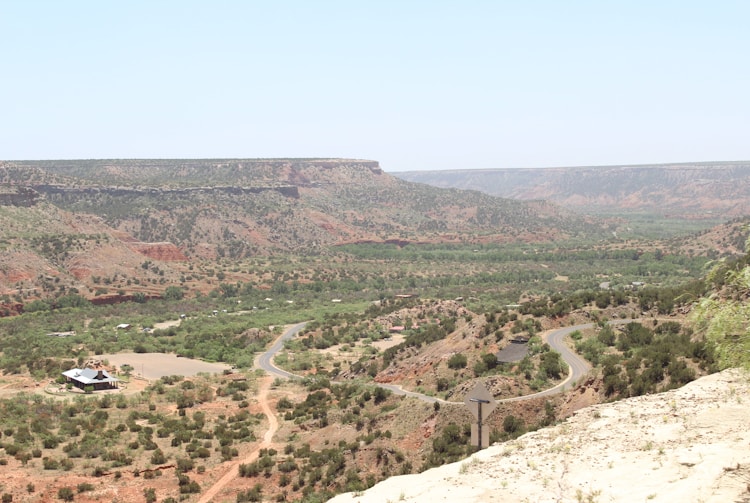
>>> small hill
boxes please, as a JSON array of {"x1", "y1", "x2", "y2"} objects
[
  {"x1": 667, "y1": 216, "x2": 750, "y2": 257},
  {"x1": 395, "y1": 161, "x2": 750, "y2": 219},
  {"x1": 330, "y1": 368, "x2": 750, "y2": 503}
]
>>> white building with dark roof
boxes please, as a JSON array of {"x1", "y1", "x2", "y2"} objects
[{"x1": 62, "y1": 368, "x2": 119, "y2": 391}]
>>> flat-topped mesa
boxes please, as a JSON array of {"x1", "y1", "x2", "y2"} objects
[
  {"x1": 246, "y1": 158, "x2": 381, "y2": 169},
  {"x1": 5, "y1": 158, "x2": 383, "y2": 188},
  {"x1": 0, "y1": 157, "x2": 597, "y2": 264},
  {"x1": 29, "y1": 184, "x2": 301, "y2": 199},
  {"x1": 297, "y1": 159, "x2": 382, "y2": 174}
]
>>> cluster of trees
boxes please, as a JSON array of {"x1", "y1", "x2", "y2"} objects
[
  {"x1": 423, "y1": 423, "x2": 471, "y2": 469},
  {"x1": 379, "y1": 319, "x2": 457, "y2": 370},
  {"x1": 0, "y1": 300, "x2": 277, "y2": 376},
  {"x1": 692, "y1": 249, "x2": 750, "y2": 371},
  {"x1": 515, "y1": 278, "x2": 709, "y2": 320},
  {"x1": 575, "y1": 321, "x2": 715, "y2": 398}
]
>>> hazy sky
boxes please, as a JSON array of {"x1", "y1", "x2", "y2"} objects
[{"x1": 2, "y1": 1, "x2": 748, "y2": 171}]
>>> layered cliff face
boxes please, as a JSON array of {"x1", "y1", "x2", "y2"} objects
[
  {"x1": 0, "y1": 186, "x2": 40, "y2": 207},
  {"x1": 5, "y1": 158, "x2": 383, "y2": 187},
  {"x1": 395, "y1": 162, "x2": 750, "y2": 219},
  {"x1": 123, "y1": 241, "x2": 188, "y2": 262},
  {"x1": 330, "y1": 369, "x2": 750, "y2": 503}
]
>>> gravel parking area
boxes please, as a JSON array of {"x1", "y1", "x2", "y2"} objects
[
  {"x1": 495, "y1": 340, "x2": 529, "y2": 363},
  {"x1": 96, "y1": 352, "x2": 231, "y2": 380}
]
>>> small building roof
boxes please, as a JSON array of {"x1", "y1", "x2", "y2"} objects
[
  {"x1": 62, "y1": 367, "x2": 119, "y2": 385},
  {"x1": 47, "y1": 331, "x2": 76, "y2": 337}
]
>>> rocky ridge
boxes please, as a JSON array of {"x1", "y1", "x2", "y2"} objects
[
  {"x1": 395, "y1": 161, "x2": 750, "y2": 219},
  {"x1": 330, "y1": 369, "x2": 750, "y2": 503}
]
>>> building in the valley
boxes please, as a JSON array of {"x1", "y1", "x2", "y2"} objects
[{"x1": 62, "y1": 367, "x2": 119, "y2": 391}]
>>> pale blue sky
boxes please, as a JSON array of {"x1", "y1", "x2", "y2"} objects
[{"x1": 2, "y1": 1, "x2": 748, "y2": 171}]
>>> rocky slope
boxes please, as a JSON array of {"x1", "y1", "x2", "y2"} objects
[
  {"x1": 330, "y1": 369, "x2": 750, "y2": 503},
  {"x1": 395, "y1": 161, "x2": 750, "y2": 219},
  {"x1": 2, "y1": 159, "x2": 603, "y2": 258},
  {"x1": 0, "y1": 200, "x2": 189, "y2": 304},
  {"x1": 0, "y1": 158, "x2": 612, "y2": 304}
]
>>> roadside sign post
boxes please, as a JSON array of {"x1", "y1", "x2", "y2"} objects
[
  {"x1": 464, "y1": 382, "x2": 497, "y2": 450},
  {"x1": 469, "y1": 398, "x2": 490, "y2": 449}
]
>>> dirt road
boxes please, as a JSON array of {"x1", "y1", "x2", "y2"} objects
[{"x1": 196, "y1": 374, "x2": 278, "y2": 503}]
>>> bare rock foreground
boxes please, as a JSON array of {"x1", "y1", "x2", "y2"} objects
[{"x1": 330, "y1": 369, "x2": 750, "y2": 503}]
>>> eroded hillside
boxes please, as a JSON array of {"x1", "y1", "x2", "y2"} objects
[
  {"x1": 0, "y1": 159, "x2": 601, "y2": 258},
  {"x1": 0, "y1": 158, "x2": 613, "y2": 306},
  {"x1": 3, "y1": 159, "x2": 601, "y2": 257}
]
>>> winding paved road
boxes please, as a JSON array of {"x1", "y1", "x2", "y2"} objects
[
  {"x1": 258, "y1": 321, "x2": 607, "y2": 404},
  {"x1": 257, "y1": 322, "x2": 307, "y2": 380},
  {"x1": 200, "y1": 320, "x2": 612, "y2": 500}
]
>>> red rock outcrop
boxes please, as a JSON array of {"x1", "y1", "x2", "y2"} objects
[{"x1": 128, "y1": 242, "x2": 187, "y2": 261}]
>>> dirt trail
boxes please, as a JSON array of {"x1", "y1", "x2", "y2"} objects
[{"x1": 197, "y1": 374, "x2": 278, "y2": 503}]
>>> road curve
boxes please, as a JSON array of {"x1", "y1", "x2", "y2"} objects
[
  {"x1": 546, "y1": 323, "x2": 594, "y2": 391},
  {"x1": 257, "y1": 322, "x2": 307, "y2": 379},
  {"x1": 258, "y1": 321, "x2": 613, "y2": 404},
  {"x1": 498, "y1": 323, "x2": 595, "y2": 403},
  {"x1": 198, "y1": 320, "x2": 623, "y2": 501}
]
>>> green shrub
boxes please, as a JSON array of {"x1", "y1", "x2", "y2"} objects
[
  {"x1": 447, "y1": 353, "x2": 467, "y2": 369},
  {"x1": 151, "y1": 449, "x2": 166, "y2": 465},
  {"x1": 144, "y1": 488, "x2": 157, "y2": 503},
  {"x1": 76, "y1": 483, "x2": 94, "y2": 493},
  {"x1": 57, "y1": 487, "x2": 74, "y2": 501}
]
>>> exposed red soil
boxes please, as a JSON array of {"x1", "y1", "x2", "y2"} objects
[{"x1": 128, "y1": 242, "x2": 187, "y2": 261}]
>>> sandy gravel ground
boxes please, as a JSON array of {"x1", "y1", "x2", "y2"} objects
[{"x1": 97, "y1": 352, "x2": 231, "y2": 379}]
